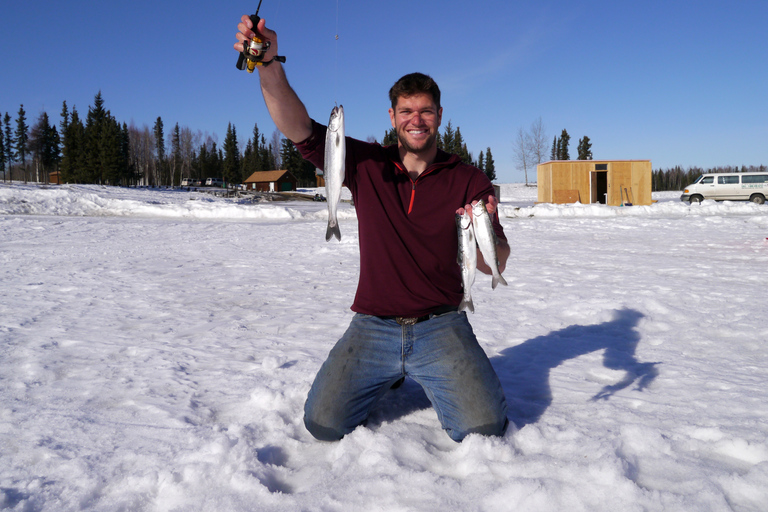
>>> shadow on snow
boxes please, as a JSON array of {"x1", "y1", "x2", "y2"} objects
[{"x1": 369, "y1": 308, "x2": 659, "y2": 431}]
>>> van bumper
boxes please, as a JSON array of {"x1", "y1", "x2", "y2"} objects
[{"x1": 680, "y1": 194, "x2": 691, "y2": 202}]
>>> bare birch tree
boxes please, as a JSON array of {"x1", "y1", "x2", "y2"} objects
[{"x1": 513, "y1": 127, "x2": 533, "y2": 186}]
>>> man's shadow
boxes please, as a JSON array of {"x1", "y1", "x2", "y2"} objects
[
  {"x1": 369, "y1": 308, "x2": 659, "y2": 429},
  {"x1": 494, "y1": 308, "x2": 659, "y2": 428}
]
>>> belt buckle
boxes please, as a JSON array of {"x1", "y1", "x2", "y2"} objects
[{"x1": 395, "y1": 316, "x2": 419, "y2": 326}]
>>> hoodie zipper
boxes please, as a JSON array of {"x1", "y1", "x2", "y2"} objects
[{"x1": 394, "y1": 161, "x2": 439, "y2": 215}]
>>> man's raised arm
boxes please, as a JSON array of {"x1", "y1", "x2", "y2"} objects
[{"x1": 235, "y1": 16, "x2": 313, "y2": 143}]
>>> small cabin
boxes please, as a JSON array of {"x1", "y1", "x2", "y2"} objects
[
  {"x1": 537, "y1": 160, "x2": 652, "y2": 206},
  {"x1": 244, "y1": 170, "x2": 297, "y2": 192}
]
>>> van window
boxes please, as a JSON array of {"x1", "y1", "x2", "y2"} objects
[
  {"x1": 701, "y1": 177, "x2": 714, "y2": 184},
  {"x1": 692, "y1": 175, "x2": 704, "y2": 184},
  {"x1": 718, "y1": 176, "x2": 739, "y2": 184},
  {"x1": 743, "y1": 175, "x2": 768, "y2": 184}
]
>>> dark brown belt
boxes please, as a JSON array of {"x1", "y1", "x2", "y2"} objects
[{"x1": 380, "y1": 305, "x2": 458, "y2": 326}]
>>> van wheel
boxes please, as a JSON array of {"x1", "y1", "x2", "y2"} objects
[
  {"x1": 749, "y1": 194, "x2": 766, "y2": 205},
  {"x1": 689, "y1": 195, "x2": 703, "y2": 204}
]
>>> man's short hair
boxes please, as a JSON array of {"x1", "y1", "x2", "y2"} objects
[{"x1": 389, "y1": 72, "x2": 441, "y2": 110}]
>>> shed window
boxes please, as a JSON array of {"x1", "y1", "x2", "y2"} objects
[{"x1": 595, "y1": 164, "x2": 608, "y2": 170}]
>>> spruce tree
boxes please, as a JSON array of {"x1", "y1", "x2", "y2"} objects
[
  {"x1": 382, "y1": 127, "x2": 397, "y2": 146},
  {"x1": 171, "y1": 123, "x2": 181, "y2": 186},
  {"x1": 84, "y1": 92, "x2": 109, "y2": 183},
  {"x1": 260, "y1": 135, "x2": 274, "y2": 171},
  {"x1": 550, "y1": 136, "x2": 558, "y2": 161},
  {"x1": 281, "y1": 138, "x2": 314, "y2": 186},
  {"x1": 120, "y1": 123, "x2": 132, "y2": 185},
  {"x1": 61, "y1": 108, "x2": 84, "y2": 183},
  {"x1": 153, "y1": 116, "x2": 165, "y2": 186},
  {"x1": 477, "y1": 151, "x2": 485, "y2": 173},
  {"x1": 484, "y1": 148, "x2": 496, "y2": 182},
  {"x1": 60, "y1": 101, "x2": 69, "y2": 135},
  {"x1": 222, "y1": 122, "x2": 241, "y2": 185},
  {"x1": 0, "y1": 124, "x2": 5, "y2": 182},
  {"x1": 4, "y1": 113, "x2": 15, "y2": 175},
  {"x1": 558, "y1": 129, "x2": 570, "y2": 160},
  {"x1": 15, "y1": 105, "x2": 29, "y2": 182},
  {"x1": 441, "y1": 121, "x2": 455, "y2": 153},
  {"x1": 100, "y1": 116, "x2": 122, "y2": 185},
  {"x1": 577, "y1": 136, "x2": 592, "y2": 160},
  {"x1": 241, "y1": 138, "x2": 254, "y2": 181}
]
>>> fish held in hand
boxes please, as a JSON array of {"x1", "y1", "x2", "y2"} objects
[
  {"x1": 472, "y1": 200, "x2": 508, "y2": 289},
  {"x1": 456, "y1": 211, "x2": 476, "y2": 313},
  {"x1": 324, "y1": 105, "x2": 345, "y2": 241}
]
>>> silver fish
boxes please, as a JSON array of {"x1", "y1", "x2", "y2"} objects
[
  {"x1": 324, "y1": 105, "x2": 345, "y2": 241},
  {"x1": 456, "y1": 211, "x2": 476, "y2": 313},
  {"x1": 472, "y1": 200, "x2": 508, "y2": 289}
]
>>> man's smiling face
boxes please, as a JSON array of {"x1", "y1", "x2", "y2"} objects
[{"x1": 389, "y1": 93, "x2": 443, "y2": 155}]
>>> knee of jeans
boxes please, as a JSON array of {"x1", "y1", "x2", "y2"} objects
[
  {"x1": 448, "y1": 417, "x2": 509, "y2": 442},
  {"x1": 303, "y1": 415, "x2": 346, "y2": 442}
]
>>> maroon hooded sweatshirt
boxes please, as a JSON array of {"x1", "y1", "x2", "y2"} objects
[{"x1": 295, "y1": 120, "x2": 506, "y2": 318}]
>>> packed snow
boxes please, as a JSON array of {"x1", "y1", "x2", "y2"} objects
[{"x1": 1, "y1": 182, "x2": 767, "y2": 511}]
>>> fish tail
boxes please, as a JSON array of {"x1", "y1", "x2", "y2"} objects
[
  {"x1": 492, "y1": 273, "x2": 508, "y2": 289},
  {"x1": 325, "y1": 221, "x2": 341, "y2": 242},
  {"x1": 459, "y1": 298, "x2": 474, "y2": 313}
]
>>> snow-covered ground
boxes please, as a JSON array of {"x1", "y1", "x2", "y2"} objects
[{"x1": 1, "y1": 183, "x2": 767, "y2": 511}]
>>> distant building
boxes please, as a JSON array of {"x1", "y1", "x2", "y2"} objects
[
  {"x1": 243, "y1": 170, "x2": 297, "y2": 192},
  {"x1": 537, "y1": 160, "x2": 652, "y2": 206}
]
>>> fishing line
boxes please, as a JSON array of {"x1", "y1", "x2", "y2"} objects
[{"x1": 334, "y1": 0, "x2": 340, "y2": 104}]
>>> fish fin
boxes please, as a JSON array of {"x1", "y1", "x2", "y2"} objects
[
  {"x1": 492, "y1": 274, "x2": 508, "y2": 289},
  {"x1": 325, "y1": 221, "x2": 341, "y2": 242},
  {"x1": 459, "y1": 298, "x2": 474, "y2": 313}
]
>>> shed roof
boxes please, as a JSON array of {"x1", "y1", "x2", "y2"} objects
[{"x1": 244, "y1": 170, "x2": 294, "y2": 183}]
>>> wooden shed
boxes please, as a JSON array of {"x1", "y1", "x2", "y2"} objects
[
  {"x1": 537, "y1": 160, "x2": 652, "y2": 206},
  {"x1": 243, "y1": 170, "x2": 297, "y2": 192}
]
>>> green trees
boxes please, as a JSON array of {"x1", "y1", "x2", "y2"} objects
[
  {"x1": 0, "y1": 115, "x2": 7, "y2": 182},
  {"x1": 551, "y1": 129, "x2": 593, "y2": 161},
  {"x1": 240, "y1": 123, "x2": 278, "y2": 183},
  {"x1": 60, "y1": 106, "x2": 84, "y2": 183},
  {"x1": 4, "y1": 113, "x2": 15, "y2": 182},
  {"x1": 222, "y1": 123, "x2": 241, "y2": 185},
  {"x1": 29, "y1": 111, "x2": 60, "y2": 182},
  {"x1": 281, "y1": 137, "x2": 315, "y2": 186},
  {"x1": 484, "y1": 148, "x2": 496, "y2": 182},
  {"x1": 15, "y1": 105, "x2": 29, "y2": 182},
  {"x1": 577, "y1": 136, "x2": 593, "y2": 160}
]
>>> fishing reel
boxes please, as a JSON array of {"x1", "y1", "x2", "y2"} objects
[{"x1": 236, "y1": 6, "x2": 286, "y2": 72}]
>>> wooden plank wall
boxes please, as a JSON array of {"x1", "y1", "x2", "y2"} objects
[{"x1": 537, "y1": 163, "x2": 553, "y2": 203}]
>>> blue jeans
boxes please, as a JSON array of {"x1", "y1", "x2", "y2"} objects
[{"x1": 304, "y1": 311, "x2": 508, "y2": 442}]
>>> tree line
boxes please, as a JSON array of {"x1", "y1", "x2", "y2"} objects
[
  {"x1": 2, "y1": 92, "x2": 498, "y2": 188},
  {"x1": 652, "y1": 165, "x2": 768, "y2": 191},
  {"x1": 1, "y1": 92, "x2": 282, "y2": 187}
]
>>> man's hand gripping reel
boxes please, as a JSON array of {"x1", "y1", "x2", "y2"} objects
[{"x1": 236, "y1": 3, "x2": 286, "y2": 72}]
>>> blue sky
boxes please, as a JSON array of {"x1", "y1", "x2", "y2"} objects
[{"x1": 2, "y1": 0, "x2": 766, "y2": 183}]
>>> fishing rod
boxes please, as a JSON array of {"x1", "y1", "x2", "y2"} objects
[{"x1": 236, "y1": 0, "x2": 286, "y2": 72}]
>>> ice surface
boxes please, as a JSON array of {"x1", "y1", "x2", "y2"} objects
[{"x1": 1, "y1": 183, "x2": 767, "y2": 511}]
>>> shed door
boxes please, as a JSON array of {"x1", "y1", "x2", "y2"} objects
[{"x1": 591, "y1": 172, "x2": 608, "y2": 204}]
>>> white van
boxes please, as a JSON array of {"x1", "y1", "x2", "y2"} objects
[
  {"x1": 681, "y1": 173, "x2": 768, "y2": 204},
  {"x1": 205, "y1": 178, "x2": 224, "y2": 187}
]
